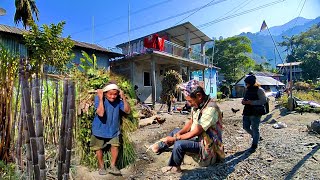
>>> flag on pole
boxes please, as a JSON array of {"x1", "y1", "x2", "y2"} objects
[{"x1": 260, "y1": 20, "x2": 267, "y2": 32}]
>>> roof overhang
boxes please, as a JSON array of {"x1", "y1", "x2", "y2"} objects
[{"x1": 117, "y1": 22, "x2": 211, "y2": 47}]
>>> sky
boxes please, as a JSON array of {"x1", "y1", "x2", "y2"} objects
[{"x1": 1, "y1": 0, "x2": 319, "y2": 49}]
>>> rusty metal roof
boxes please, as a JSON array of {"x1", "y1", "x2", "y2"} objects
[{"x1": 0, "y1": 24, "x2": 123, "y2": 58}]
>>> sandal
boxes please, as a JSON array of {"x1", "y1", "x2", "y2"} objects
[{"x1": 98, "y1": 168, "x2": 107, "y2": 175}]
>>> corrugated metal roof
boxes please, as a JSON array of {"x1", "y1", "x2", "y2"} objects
[
  {"x1": 253, "y1": 71, "x2": 282, "y2": 77},
  {"x1": 117, "y1": 22, "x2": 211, "y2": 47},
  {"x1": 236, "y1": 75, "x2": 284, "y2": 86},
  {"x1": 276, "y1": 62, "x2": 302, "y2": 67},
  {"x1": 0, "y1": 24, "x2": 123, "y2": 58}
]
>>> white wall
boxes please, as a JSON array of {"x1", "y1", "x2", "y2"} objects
[{"x1": 133, "y1": 61, "x2": 163, "y2": 103}]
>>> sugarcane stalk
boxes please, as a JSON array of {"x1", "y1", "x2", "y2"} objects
[
  {"x1": 63, "y1": 81, "x2": 75, "y2": 180},
  {"x1": 32, "y1": 75, "x2": 46, "y2": 179},
  {"x1": 22, "y1": 86, "x2": 31, "y2": 179},
  {"x1": 45, "y1": 75, "x2": 54, "y2": 144},
  {"x1": 12, "y1": 76, "x2": 21, "y2": 152},
  {"x1": 16, "y1": 104, "x2": 23, "y2": 173},
  {"x1": 58, "y1": 80, "x2": 69, "y2": 180},
  {"x1": 22, "y1": 74, "x2": 41, "y2": 180},
  {"x1": 54, "y1": 81, "x2": 59, "y2": 145}
]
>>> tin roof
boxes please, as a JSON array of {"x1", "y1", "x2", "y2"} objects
[
  {"x1": 0, "y1": 24, "x2": 123, "y2": 58},
  {"x1": 276, "y1": 62, "x2": 302, "y2": 67},
  {"x1": 117, "y1": 22, "x2": 211, "y2": 47},
  {"x1": 236, "y1": 75, "x2": 284, "y2": 86}
]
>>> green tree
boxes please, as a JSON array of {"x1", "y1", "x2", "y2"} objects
[
  {"x1": 280, "y1": 25, "x2": 320, "y2": 81},
  {"x1": 23, "y1": 21, "x2": 74, "y2": 73},
  {"x1": 14, "y1": 0, "x2": 39, "y2": 28},
  {"x1": 207, "y1": 36, "x2": 255, "y2": 83}
]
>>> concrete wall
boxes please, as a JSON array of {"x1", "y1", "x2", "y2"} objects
[{"x1": 133, "y1": 60, "x2": 163, "y2": 104}]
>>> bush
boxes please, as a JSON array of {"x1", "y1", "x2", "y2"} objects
[
  {"x1": 0, "y1": 161, "x2": 17, "y2": 180},
  {"x1": 217, "y1": 92, "x2": 223, "y2": 99},
  {"x1": 294, "y1": 81, "x2": 311, "y2": 91}
]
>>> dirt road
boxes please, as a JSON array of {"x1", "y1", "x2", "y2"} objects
[{"x1": 78, "y1": 98, "x2": 320, "y2": 180}]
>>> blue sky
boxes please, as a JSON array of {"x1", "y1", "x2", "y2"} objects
[{"x1": 1, "y1": 0, "x2": 319, "y2": 49}]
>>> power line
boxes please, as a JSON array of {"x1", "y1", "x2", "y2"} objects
[
  {"x1": 95, "y1": 0, "x2": 228, "y2": 43},
  {"x1": 174, "y1": 0, "x2": 217, "y2": 26},
  {"x1": 97, "y1": 0, "x2": 285, "y2": 45},
  {"x1": 287, "y1": 0, "x2": 307, "y2": 36},
  {"x1": 197, "y1": 0, "x2": 286, "y2": 29},
  {"x1": 70, "y1": 0, "x2": 174, "y2": 36}
]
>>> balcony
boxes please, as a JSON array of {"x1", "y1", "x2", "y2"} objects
[{"x1": 117, "y1": 40, "x2": 210, "y2": 66}]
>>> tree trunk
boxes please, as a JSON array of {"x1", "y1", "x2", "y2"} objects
[
  {"x1": 57, "y1": 80, "x2": 69, "y2": 180},
  {"x1": 63, "y1": 81, "x2": 75, "y2": 180},
  {"x1": 22, "y1": 75, "x2": 41, "y2": 180},
  {"x1": 32, "y1": 75, "x2": 46, "y2": 179}
]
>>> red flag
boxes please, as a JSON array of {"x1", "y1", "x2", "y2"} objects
[{"x1": 260, "y1": 20, "x2": 267, "y2": 32}]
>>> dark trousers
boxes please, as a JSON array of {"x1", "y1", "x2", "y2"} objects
[
  {"x1": 159, "y1": 128, "x2": 201, "y2": 166},
  {"x1": 243, "y1": 115, "x2": 261, "y2": 145}
]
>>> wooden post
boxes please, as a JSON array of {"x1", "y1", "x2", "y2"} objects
[
  {"x1": 151, "y1": 57, "x2": 156, "y2": 107},
  {"x1": 202, "y1": 69, "x2": 206, "y2": 90}
]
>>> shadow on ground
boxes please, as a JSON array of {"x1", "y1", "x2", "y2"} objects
[
  {"x1": 180, "y1": 149, "x2": 253, "y2": 179},
  {"x1": 284, "y1": 144, "x2": 320, "y2": 180}
]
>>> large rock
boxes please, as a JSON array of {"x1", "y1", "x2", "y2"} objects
[{"x1": 309, "y1": 120, "x2": 320, "y2": 133}]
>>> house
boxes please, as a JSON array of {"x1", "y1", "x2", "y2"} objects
[
  {"x1": 276, "y1": 62, "x2": 303, "y2": 81},
  {"x1": 0, "y1": 24, "x2": 123, "y2": 70},
  {"x1": 232, "y1": 75, "x2": 285, "y2": 98},
  {"x1": 191, "y1": 67, "x2": 220, "y2": 98},
  {"x1": 111, "y1": 22, "x2": 219, "y2": 105}
]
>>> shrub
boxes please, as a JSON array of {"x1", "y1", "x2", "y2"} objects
[{"x1": 294, "y1": 81, "x2": 311, "y2": 91}]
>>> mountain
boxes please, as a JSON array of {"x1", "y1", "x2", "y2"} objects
[
  {"x1": 258, "y1": 17, "x2": 313, "y2": 36},
  {"x1": 239, "y1": 16, "x2": 320, "y2": 67}
]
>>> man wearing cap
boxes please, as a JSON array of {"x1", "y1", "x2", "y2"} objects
[
  {"x1": 242, "y1": 74, "x2": 267, "y2": 153},
  {"x1": 90, "y1": 83, "x2": 130, "y2": 175},
  {"x1": 152, "y1": 80, "x2": 224, "y2": 173}
]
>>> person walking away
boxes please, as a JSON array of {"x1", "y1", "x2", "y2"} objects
[
  {"x1": 90, "y1": 83, "x2": 131, "y2": 175},
  {"x1": 242, "y1": 74, "x2": 267, "y2": 153}
]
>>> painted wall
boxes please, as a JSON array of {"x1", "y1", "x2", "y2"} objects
[
  {"x1": 133, "y1": 60, "x2": 163, "y2": 104},
  {"x1": 0, "y1": 33, "x2": 28, "y2": 57},
  {"x1": 191, "y1": 68, "x2": 218, "y2": 99}
]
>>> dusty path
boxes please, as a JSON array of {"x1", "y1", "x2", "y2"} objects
[{"x1": 77, "y1": 98, "x2": 320, "y2": 180}]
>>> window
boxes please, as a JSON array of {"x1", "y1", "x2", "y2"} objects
[{"x1": 143, "y1": 72, "x2": 151, "y2": 86}]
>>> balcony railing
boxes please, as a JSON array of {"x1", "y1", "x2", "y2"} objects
[{"x1": 118, "y1": 40, "x2": 209, "y2": 66}]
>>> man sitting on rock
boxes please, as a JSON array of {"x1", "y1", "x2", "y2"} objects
[{"x1": 152, "y1": 80, "x2": 225, "y2": 173}]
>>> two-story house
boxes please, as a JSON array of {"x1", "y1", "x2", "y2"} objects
[{"x1": 111, "y1": 22, "x2": 219, "y2": 105}]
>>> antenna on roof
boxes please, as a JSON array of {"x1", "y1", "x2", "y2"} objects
[
  {"x1": 92, "y1": 16, "x2": 95, "y2": 44},
  {"x1": 128, "y1": 0, "x2": 131, "y2": 55}
]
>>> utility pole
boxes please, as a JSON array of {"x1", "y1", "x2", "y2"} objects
[
  {"x1": 128, "y1": 0, "x2": 131, "y2": 56},
  {"x1": 288, "y1": 62, "x2": 294, "y2": 111}
]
